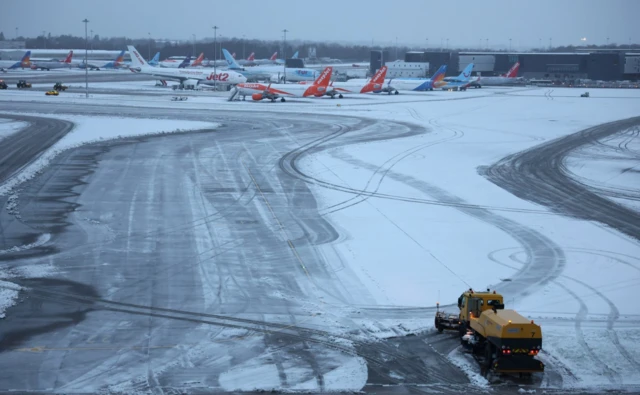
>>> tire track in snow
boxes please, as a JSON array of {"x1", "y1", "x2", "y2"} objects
[
  {"x1": 488, "y1": 248, "x2": 635, "y2": 385},
  {"x1": 482, "y1": 116, "x2": 640, "y2": 241}
]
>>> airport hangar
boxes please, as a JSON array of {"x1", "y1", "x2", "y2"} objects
[{"x1": 372, "y1": 49, "x2": 640, "y2": 81}]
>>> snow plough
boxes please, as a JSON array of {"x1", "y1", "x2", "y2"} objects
[{"x1": 435, "y1": 289, "x2": 544, "y2": 376}]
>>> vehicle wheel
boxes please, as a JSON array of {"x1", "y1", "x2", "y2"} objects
[
  {"x1": 280, "y1": 97, "x2": 286, "y2": 102},
  {"x1": 338, "y1": 94, "x2": 343, "y2": 98},
  {"x1": 437, "y1": 325, "x2": 444, "y2": 333},
  {"x1": 394, "y1": 90, "x2": 399, "y2": 95}
]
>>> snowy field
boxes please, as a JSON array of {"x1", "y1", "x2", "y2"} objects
[{"x1": 0, "y1": 84, "x2": 639, "y2": 392}]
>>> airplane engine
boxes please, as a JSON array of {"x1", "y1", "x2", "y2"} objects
[
  {"x1": 183, "y1": 79, "x2": 199, "y2": 89},
  {"x1": 251, "y1": 93, "x2": 264, "y2": 101}
]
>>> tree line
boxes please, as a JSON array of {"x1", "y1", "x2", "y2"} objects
[{"x1": 2, "y1": 33, "x2": 638, "y2": 61}]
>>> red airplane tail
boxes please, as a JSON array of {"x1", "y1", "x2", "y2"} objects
[
  {"x1": 247, "y1": 52, "x2": 255, "y2": 61},
  {"x1": 313, "y1": 67, "x2": 333, "y2": 86},
  {"x1": 505, "y1": 62, "x2": 520, "y2": 78},
  {"x1": 63, "y1": 50, "x2": 73, "y2": 63},
  {"x1": 191, "y1": 52, "x2": 204, "y2": 66},
  {"x1": 269, "y1": 52, "x2": 278, "y2": 61},
  {"x1": 370, "y1": 66, "x2": 388, "y2": 84}
]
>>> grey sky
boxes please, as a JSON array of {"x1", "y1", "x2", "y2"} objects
[{"x1": 2, "y1": 0, "x2": 638, "y2": 49}]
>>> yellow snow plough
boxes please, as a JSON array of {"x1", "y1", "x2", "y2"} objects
[{"x1": 435, "y1": 289, "x2": 544, "y2": 376}]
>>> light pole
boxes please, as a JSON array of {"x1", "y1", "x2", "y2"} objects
[
  {"x1": 539, "y1": 38, "x2": 542, "y2": 50},
  {"x1": 282, "y1": 29, "x2": 288, "y2": 83},
  {"x1": 90, "y1": 29, "x2": 94, "y2": 50},
  {"x1": 486, "y1": 38, "x2": 489, "y2": 50},
  {"x1": 212, "y1": 26, "x2": 218, "y2": 89},
  {"x1": 242, "y1": 34, "x2": 246, "y2": 59},
  {"x1": 82, "y1": 19, "x2": 89, "y2": 98},
  {"x1": 15, "y1": 27, "x2": 18, "y2": 39},
  {"x1": 549, "y1": 38, "x2": 552, "y2": 50},
  {"x1": 509, "y1": 38, "x2": 512, "y2": 51},
  {"x1": 192, "y1": 34, "x2": 196, "y2": 56},
  {"x1": 446, "y1": 38, "x2": 449, "y2": 50},
  {"x1": 148, "y1": 32, "x2": 151, "y2": 60},
  {"x1": 426, "y1": 38, "x2": 429, "y2": 51}
]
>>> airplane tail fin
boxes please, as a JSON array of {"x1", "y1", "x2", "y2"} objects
[
  {"x1": 292, "y1": 51, "x2": 299, "y2": 59},
  {"x1": 191, "y1": 52, "x2": 204, "y2": 66},
  {"x1": 178, "y1": 55, "x2": 191, "y2": 68},
  {"x1": 270, "y1": 52, "x2": 278, "y2": 61},
  {"x1": 431, "y1": 64, "x2": 447, "y2": 82},
  {"x1": 459, "y1": 63, "x2": 474, "y2": 79},
  {"x1": 222, "y1": 48, "x2": 242, "y2": 69},
  {"x1": 506, "y1": 62, "x2": 520, "y2": 78},
  {"x1": 247, "y1": 52, "x2": 255, "y2": 61},
  {"x1": 370, "y1": 66, "x2": 388, "y2": 84},
  {"x1": 20, "y1": 50, "x2": 32, "y2": 67},
  {"x1": 63, "y1": 50, "x2": 73, "y2": 64},
  {"x1": 313, "y1": 67, "x2": 333, "y2": 86},
  {"x1": 149, "y1": 52, "x2": 160, "y2": 65},
  {"x1": 114, "y1": 50, "x2": 125, "y2": 65},
  {"x1": 127, "y1": 46, "x2": 149, "y2": 68}
]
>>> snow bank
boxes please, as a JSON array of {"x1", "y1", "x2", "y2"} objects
[
  {"x1": 0, "y1": 119, "x2": 28, "y2": 141},
  {"x1": 0, "y1": 280, "x2": 21, "y2": 319},
  {"x1": 0, "y1": 113, "x2": 219, "y2": 196}
]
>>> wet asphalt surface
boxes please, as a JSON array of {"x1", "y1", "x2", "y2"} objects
[{"x1": 0, "y1": 99, "x2": 638, "y2": 394}]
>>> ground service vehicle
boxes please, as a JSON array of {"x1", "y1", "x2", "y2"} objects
[
  {"x1": 0, "y1": 80, "x2": 7, "y2": 89},
  {"x1": 581, "y1": 92, "x2": 590, "y2": 97},
  {"x1": 435, "y1": 289, "x2": 544, "y2": 376},
  {"x1": 53, "y1": 82, "x2": 68, "y2": 91},
  {"x1": 17, "y1": 80, "x2": 32, "y2": 88},
  {"x1": 45, "y1": 90, "x2": 59, "y2": 96}
]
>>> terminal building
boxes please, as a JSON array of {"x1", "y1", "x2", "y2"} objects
[{"x1": 371, "y1": 49, "x2": 640, "y2": 81}]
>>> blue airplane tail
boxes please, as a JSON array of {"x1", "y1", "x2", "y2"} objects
[
  {"x1": 458, "y1": 63, "x2": 474, "y2": 80},
  {"x1": 178, "y1": 55, "x2": 191, "y2": 68},
  {"x1": 149, "y1": 52, "x2": 160, "y2": 65},
  {"x1": 222, "y1": 48, "x2": 242, "y2": 69},
  {"x1": 292, "y1": 51, "x2": 299, "y2": 59}
]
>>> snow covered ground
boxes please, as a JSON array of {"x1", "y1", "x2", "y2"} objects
[
  {"x1": 0, "y1": 114, "x2": 220, "y2": 319},
  {"x1": 0, "y1": 119, "x2": 28, "y2": 142},
  {"x1": 0, "y1": 85, "x2": 639, "y2": 391}
]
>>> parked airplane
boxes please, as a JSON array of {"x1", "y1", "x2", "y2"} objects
[
  {"x1": 472, "y1": 62, "x2": 521, "y2": 87},
  {"x1": 190, "y1": 53, "x2": 205, "y2": 67},
  {"x1": 127, "y1": 45, "x2": 246, "y2": 88},
  {"x1": 222, "y1": 48, "x2": 319, "y2": 82},
  {"x1": 275, "y1": 50, "x2": 299, "y2": 65},
  {"x1": 79, "y1": 50, "x2": 126, "y2": 70},
  {"x1": 254, "y1": 52, "x2": 279, "y2": 65},
  {"x1": 31, "y1": 51, "x2": 74, "y2": 70},
  {"x1": 0, "y1": 51, "x2": 31, "y2": 71},
  {"x1": 441, "y1": 63, "x2": 476, "y2": 90},
  {"x1": 159, "y1": 55, "x2": 192, "y2": 68},
  {"x1": 349, "y1": 64, "x2": 447, "y2": 93},
  {"x1": 229, "y1": 66, "x2": 333, "y2": 102},
  {"x1": 148, "y1": 52, "x2": 161, "y2": 66},
  {"x1": 236, "y1": 52, "x2": 256, "y2": 66},
  {"x1": 300, "y1": 66, "x2": 388, "y2": 98}
]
